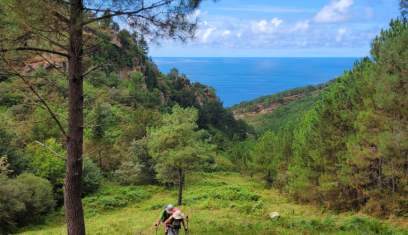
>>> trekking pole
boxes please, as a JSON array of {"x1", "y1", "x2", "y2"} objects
[
  {"x1": 155, "y1": 224, "x2": 157, "y2": 235},
  {"x1": 186, "y1": 216, "x2": 189, "y2": 233}
]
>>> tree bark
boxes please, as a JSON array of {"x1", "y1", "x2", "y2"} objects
[
  {"x1": 267, "y1": 169, "x2": 272, "y2": 189},
  {"x1": 378, "y1": 158, "x2": 382, "y2": 188},
  {"x1": 178, "y1": 167, "x2": 183, "y2": 206},
  {"x1": 99, "y1": 149, "x2": 102, "y2": 168},
  {"x1": 392, "y1": 176, "x2": 396, "y2": 192},
  {"x1": 64, "y1": 1, "x2": 86, "y2": 234}
]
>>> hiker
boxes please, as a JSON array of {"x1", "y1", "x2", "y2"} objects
[
  {"x1": 155, "y1": 205, "x2": 188, "y2": 230},
  {"x1": 164, "y1": 210, "x2": 187, "y2": 235}
]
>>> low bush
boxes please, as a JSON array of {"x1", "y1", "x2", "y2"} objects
[
  {"x1": 182, "y1": 183, "x2": 262, "y2": 213},
  {"x1": 0, "y1": 173, "x2": 55, "y2": 234},
  {"x1": 143, "y1": 202, "x2": 165, "y2": 211},
  {"x1": 82, "y1": 185, "x2": 153, "y2": 217},
  {"x1": 270, "y1": 215, "x2": 404, "y2": 234},
  {"x1": 82, "y1": 157, "x2": 103, "y2": 197}
]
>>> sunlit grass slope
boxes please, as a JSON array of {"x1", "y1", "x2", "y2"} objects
[{"x1": 18, "y1": 173, "x2": 407, "y2": 235}]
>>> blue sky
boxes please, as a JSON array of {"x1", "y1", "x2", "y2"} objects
[{"x1": 150, "y1": 0, "x2": 401, "y2": 57}]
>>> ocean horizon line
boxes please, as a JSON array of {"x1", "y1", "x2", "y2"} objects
[{"x1": 153, "y1": 56, "x2": 364, "y2": 58}]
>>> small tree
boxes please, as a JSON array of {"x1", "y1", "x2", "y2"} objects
[
  {"x1": 251, "y1": 131, "x2": 279, "y2": 188},
  {"x1": 148, "y1": 105, "x2": 215, "y2": 205}
]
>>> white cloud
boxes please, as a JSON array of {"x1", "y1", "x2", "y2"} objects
[
  {"x1": 252, "y1": 18, "x2": 283, "y2": 34},
  {"x1": 365, "y1": 7, "x2": 374, "y2": 19},
  {"x1": 217, "y1": 6, "x2": 314, "y2": 13},
  {"x1": 314, "y1": 0, "x2": 355, "y2": 23},
  {"x1": 290, "y1": 20, "x2": 310, "y2": 32},
  {"x1": 167, "y1": 8, "x2": 382, "y2": 51},
  {"x1": 222, "y1": 30, "x2": 231, "y2": 36},
  {"x1": 336, "y1": 28, "x2": 347, "y2": 42},
  {"x1": 202, "y1": 27, "x2": 217, "y2": 42}
]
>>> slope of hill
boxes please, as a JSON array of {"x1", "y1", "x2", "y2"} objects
[
  {"x1": 230, "y1": 84, "x2": 331, "y2": 135},
  {"x1": 227, "y1": 18, "x2": 408, "y2": 219},
  {"x1": 17, "y1": 173, "x2": 408, "y2": 235}
]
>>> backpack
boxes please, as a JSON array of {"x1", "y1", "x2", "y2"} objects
[{"x1": 169, "y1": 218, "x2": 182, "y2": 229}]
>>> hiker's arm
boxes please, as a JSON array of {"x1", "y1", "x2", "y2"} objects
[
  {"x1": 157, "y1": 209, "x2": 165, "y2": 227},
  {"x1": 183, "y1": 216, "x2": 189, "y2": 222},
  {"x1": 156, "y1": 218, "x2": 162, "y2": 227},
  {"x1": 183, "y1": 220, "x2": 188, "y2": 234},
  {"x1": 163, "y1": 218, "x2": 171, "y2": 232}
]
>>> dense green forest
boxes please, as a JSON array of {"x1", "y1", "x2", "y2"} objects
[{"x1": 229, "y1": 18, "x2": 408, "y2": 217}]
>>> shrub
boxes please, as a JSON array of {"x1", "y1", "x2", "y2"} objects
[
  {"x1": 100, "y1": 196, "x2": 118, "y2": 209},
  {"x1": 82, "y1": 157, "x2": 103, "y2": 197},
  {"x1": 82, "y1": 186, "x2": 152, "y2": 217},
  {"x1": 26, "y1": 138, "x2": 66, "y2": 203},
  {"x1": 143, "y1": 202, "x2": 165, "y2": 211},
  {"x1": 125, "y1": 190, "x2": 150, "y2": 202},
  {"x1": 0, "y1": 173, "x2": 55, "y2": 233}
]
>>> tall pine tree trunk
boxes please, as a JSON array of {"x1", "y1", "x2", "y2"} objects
[
  {"x1": 178, "y1": 167, "x2": 184, "y2": 206},
  {"x1": 64, "y1": 1, "x2": 86, "y2": 234}
]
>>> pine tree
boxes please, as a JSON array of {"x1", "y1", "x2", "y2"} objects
[{"x1": 147, "y1": 105, "x2": 215, "y2": 205}]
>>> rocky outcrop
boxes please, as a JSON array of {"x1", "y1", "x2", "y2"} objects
[
  {"x1": 204, "y1": 87, "x2": 215, "y2": 101},
  {"x1": 161, "y1": 91, "x2": 169, "y2": 105},
  {"x1": 21, "y1": 54, "x2": 67, "y2": 74},
  {"x1": 116, "y1": 57, "x2": 147, "y2": 81},
  {"x1": 110, "y1": 33, "x2": 122, "y2": 48}
]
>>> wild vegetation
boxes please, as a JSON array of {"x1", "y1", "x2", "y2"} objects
[
  {"x1": 229, "y1": 82, "x2": 332, "y2": 113},
  {"x1": 17, "y1": 173, "x2": 408, "y2": 235}
]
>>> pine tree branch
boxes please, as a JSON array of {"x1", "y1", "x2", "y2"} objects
[
  {"x1": 82, "y1": 0, "x2": 171, "y2": 25},
  {"x1": 52, "y1": 11, "x2": 70, "y2": 24},
  {"x1": 35, "y1": 141, "x2": 67, "y2": 161},
  {"x1": 0, "y1": 53, "x2": 68, "y2": 138},
  {"x1": 35, "y1": 53, "x2": 68, "y2": 77},
  {"x1": 16, "y1": 89, "x2": 68, "y2": 121},
  {"x1": 15, "y1": 57, "x2": 68, "y2": 97},
  {"x1": 78, "y1": 147, "x2": 100, "y2": 161},
  {"x1": 0, "y1": 47, "x2": 69, "y2": 58},
  {"x1": 7, "y1": 117, "x2": 52, "y2": 127}
]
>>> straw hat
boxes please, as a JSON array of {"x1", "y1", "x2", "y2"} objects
[
  {"x1": 165, "y1": 205, "x2": 174, "y2": 214},
  {"x1": 172, "y1": 210, "x2": 184, "y2": 220}
]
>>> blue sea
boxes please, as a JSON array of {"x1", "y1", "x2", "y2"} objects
[{"x1": 154, "y1": 57, "x2": 361, "y2": 107}]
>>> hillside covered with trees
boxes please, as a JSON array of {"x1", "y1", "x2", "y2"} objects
[{"x1": 229, "y1": 18, "x2": 408, "y2": 218}]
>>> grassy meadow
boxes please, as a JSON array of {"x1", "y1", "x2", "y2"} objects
[{"x1": 17, "y1": 173, "x2": 408, "y2": 235}]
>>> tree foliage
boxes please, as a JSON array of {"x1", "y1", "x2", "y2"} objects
[
  {"x1": 148, "y1": 105, "x2": 215, "y2": 205},
  {"x1": 0, "y1": 173, "x2": 55, "y2": 233}
]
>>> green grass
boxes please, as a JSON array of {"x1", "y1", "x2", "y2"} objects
[{"x1": 17, "y1": 173, "x2": 408, "y2": 235}]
